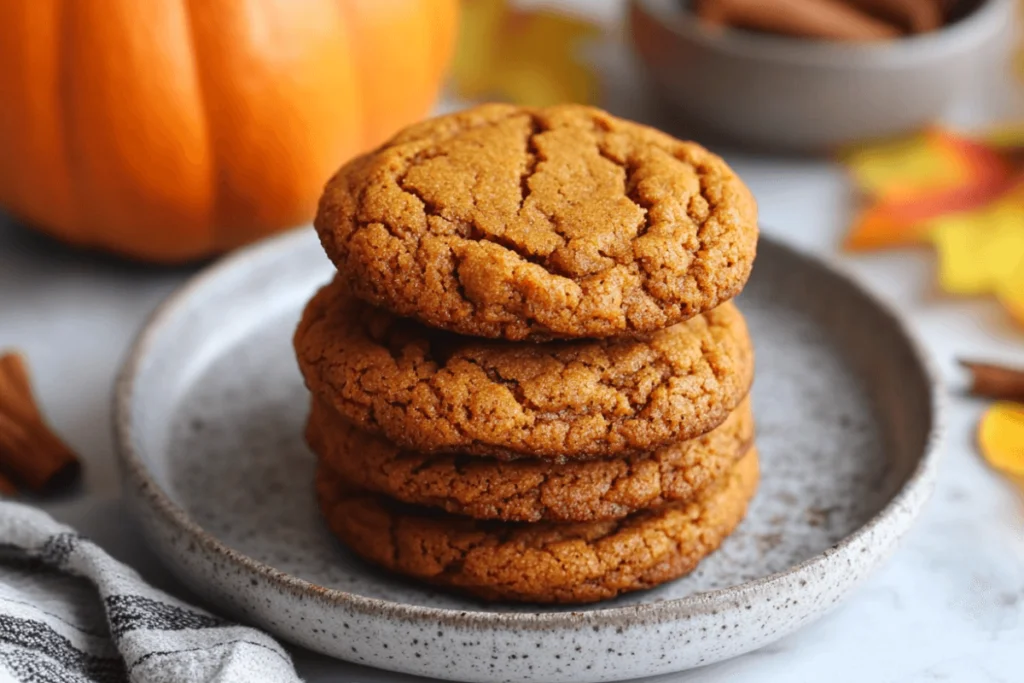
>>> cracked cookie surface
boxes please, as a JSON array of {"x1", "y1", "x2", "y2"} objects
[
  {"x1": 294, "y1": 276, "x2": 755, "y2": 460},
  {"x1": 316, "y1": 449, "x2": 759, "y2": 604},
  {"x1": 306, "y1": 396, "x2": 754, "y2": 522},
  {"x1": 314, "y1": 103, "x2": 759, "y2": 341}
]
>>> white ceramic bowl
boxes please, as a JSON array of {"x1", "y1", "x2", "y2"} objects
[{"x1": 629, "y1": 0, "x2": 1013, "y2": 151}]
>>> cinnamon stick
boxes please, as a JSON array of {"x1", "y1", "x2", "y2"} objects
[
  {"x1": 960, "y1": 359, "x2": 1024, "y2": 402},
  {"x1": 0, "y1": 352, "x2": 81, "y2": 493},
  {"x1": 841, "y1": 0, "x2": 943, "y2": 33},
  {"x1": 697, "y1": 0, "x2": 901, "y2": 41}
]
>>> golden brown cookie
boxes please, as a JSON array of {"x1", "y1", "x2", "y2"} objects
[
  {"x1": 306, "y1": 395, "x2": 754, "y2": 522},
  {"x1": 314, "y1": 103, "x2": 758, "y2": 341},
  {"x1": 294, "y1": 276, "x2": 755, "y2": 460},
  {"x1": 316, "y1": 449, "x2": 759, "y2": 604}
]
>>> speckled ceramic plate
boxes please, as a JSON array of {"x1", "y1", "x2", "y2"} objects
[{"x1": 115, "y1": 227, "x2": 941, "y2": 683}]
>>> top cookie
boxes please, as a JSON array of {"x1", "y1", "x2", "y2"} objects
[{"x1": 315, "y1": 103, "x2": 758, "y2": 340}]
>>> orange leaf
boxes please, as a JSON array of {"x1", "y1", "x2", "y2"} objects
[
  {"x1": 978, "y1": 401, "x2": 1024, "y2": 477},
  {"x1": 844, "y1": 206, "x2": 935, "y2": 250}
]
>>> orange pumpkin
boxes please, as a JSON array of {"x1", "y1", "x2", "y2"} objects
[{"x1": 0, "y1": 0, "x2": 458, "y2": 263}]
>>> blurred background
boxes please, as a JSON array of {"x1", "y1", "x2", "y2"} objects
[{"x1": 0, "y1": 0, "x2": 1021, "y2": 680}]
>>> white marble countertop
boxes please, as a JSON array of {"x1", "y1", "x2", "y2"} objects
[{"x1": 3, "y1": 4, "x2": 1024, "y2": 681}]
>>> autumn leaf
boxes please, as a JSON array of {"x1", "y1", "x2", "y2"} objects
[
  {"x1": 841, "y1": 128, "x2": 1003, "y2": 201},
  {"x1": 929, "y1": 185, "x2": 1024, "y2": 295},
  {"x1": 841, "y1": 125, "x2": 1024, "y2": 328},
  {"x1": 843, "y1": 129, "x2": 1014, "y2": 250},
  {"x1": 978, "y1": 402, "x2": 1024, "y2": 477},
  {"x1": 449, "y1": 0, "x2": 602, "y2": 107}
]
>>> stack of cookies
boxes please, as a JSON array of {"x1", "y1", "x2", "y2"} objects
[{"x1": 294, "y1": 104, "x2": 759, "y2": 604}]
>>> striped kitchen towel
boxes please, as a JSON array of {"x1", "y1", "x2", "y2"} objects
[{"x1": 0, "y1": 501, "x2": 302, "y2": 682}]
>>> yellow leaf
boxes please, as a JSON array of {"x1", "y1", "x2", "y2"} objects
[
  {"x1": 449, "y1": 0, "x2": 601, "y2": 107},
  {"x1": 978, "y1": 401, "x2": 1024, "y2": 477},
  {"x1": 929, "y1": 198, "x2": 1024, "y2": 295}
]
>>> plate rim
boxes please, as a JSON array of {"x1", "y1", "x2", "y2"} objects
[{"x1": 113, "y1": 225, "x2": 944, "y2": 630}]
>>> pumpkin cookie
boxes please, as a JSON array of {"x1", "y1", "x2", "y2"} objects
[
  {"x1": 315, "y1": 103, "x2": 758, "y2": 341},
  {"x1": 306, "y1": 396, "x2": 754, "y2": 522},
  {"x1": 316, "y1": 449, "x2": 759, "y2": 604},
  {"x1": 294, "y1": 276, "x2": 754, "y2": 460}
]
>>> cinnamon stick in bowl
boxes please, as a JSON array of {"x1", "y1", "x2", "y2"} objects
[
  {"x1": 843, "y1": 0, "x2": 944, "y2": 32},
  {"x1": 696, "y1": 0, "x2": 901, "y2": 41}
]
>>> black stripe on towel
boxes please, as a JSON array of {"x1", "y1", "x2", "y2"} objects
[
  {"x1": 105, "y1": 595, "x2": 228, "y2": 639},
  {"x1": 0, "y1": 614, "x2": 126, "y2": 682}
]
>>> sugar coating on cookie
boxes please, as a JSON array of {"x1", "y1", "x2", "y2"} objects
[
  {"x1": 294, "y1": 276, "x2": 755, "y2": 460},
  {"x1": 307, "y1": 396, "x2": 754, "y2": 522},
  {"x1": 315, "y1": 103, "x2": 758, "y2": 340},
  {"x1": 316, "y1": 450, "x2": 759, "y2": 604}
]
